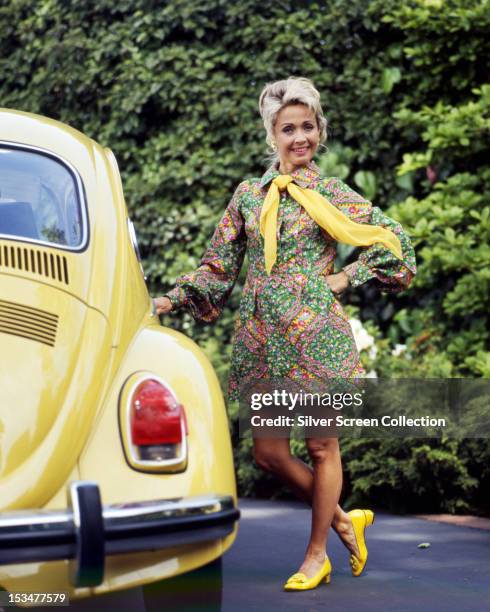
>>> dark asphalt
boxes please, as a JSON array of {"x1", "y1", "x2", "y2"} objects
[
  {"x1": 220, "y1": 498, "x2": 490, "y2": 612},
  {"x1": 14, "y1": 498, "x2": 490, "y2": 612}
]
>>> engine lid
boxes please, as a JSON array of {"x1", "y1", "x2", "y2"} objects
[{"x1": 0, "y1": 275, "x2": 113, "y2": 510}]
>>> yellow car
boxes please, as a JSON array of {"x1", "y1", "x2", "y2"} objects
[{"x1": 0, "y1": 108, "x2": 239, "y2": 603}]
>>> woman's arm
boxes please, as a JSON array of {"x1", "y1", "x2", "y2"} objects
[
  {"x1": 155, "y1": 181, "x2": 248, "y2": 322},
  {"x1": 319, "y1": 177, "x2": 416, "y2": 293}
]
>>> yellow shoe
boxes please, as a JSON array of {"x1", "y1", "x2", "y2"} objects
[
  {"x1": 283, "y1": 556, "x2": 332, "y2": 591},
  {"x1": 348, "y1": 509, "x2": 375, "y2": 577}
]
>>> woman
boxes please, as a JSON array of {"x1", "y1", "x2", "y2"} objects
[{"x1": 154, "y1": 77, "x2": 416, "y2": 591}]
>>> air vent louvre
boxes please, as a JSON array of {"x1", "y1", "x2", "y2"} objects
[
  {"x1": 0, "y1": 299, "x2": 58, "y2": 347},
  {"x1": 0, "y1": 244, "x2": 69, "y2": 284}
]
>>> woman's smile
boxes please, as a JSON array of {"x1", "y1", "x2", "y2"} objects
[
  {"x1": 273, "y1": 104, "x2": 320, "y2": 174},
  {"x1": 291, "y1": 146, "x2": 310, "y2": 155}
]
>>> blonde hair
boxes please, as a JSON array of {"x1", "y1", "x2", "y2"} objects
[{"x1": 258, "y1": 77, "x2": 328, "y2": 155}]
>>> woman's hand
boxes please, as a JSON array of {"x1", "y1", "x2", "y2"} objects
[
  {"x1": 324, "y1": 271, "x2": 350, "y2": 296},
  {"x1": 153, "y1": 296, "x2": 173, "y2": 315}
]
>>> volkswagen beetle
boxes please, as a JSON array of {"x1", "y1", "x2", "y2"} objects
[{"x1": 0, "y1": 108, "x2": 239, "y2": 602}]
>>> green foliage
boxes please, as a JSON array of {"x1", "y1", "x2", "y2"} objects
[
  {"x1": 1, "y1": 0, "x2": 488, "y2": 514},
  {"x1": 353, "y1": 170, "x2": 378, "y2": 201},
  {"x1": 388, "y1": 87, "x2": 490, "y2": 377},
  {"x1": 342, "y1": 438, "x2": 482, "y2": 514}
]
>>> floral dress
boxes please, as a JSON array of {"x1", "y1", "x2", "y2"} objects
[{"x1": 166, "y1": 161, "x2": 416, "y2": 402}]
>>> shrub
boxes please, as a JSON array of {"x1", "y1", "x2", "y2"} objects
[{"x1": 1, "y1": 0, "x2": 488, "y2": 513}]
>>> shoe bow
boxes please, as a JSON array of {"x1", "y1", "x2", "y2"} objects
[{"x1": 286, "y1": 572, "x2": 307, "y2": 583}]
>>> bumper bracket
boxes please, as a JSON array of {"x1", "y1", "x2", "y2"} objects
[{"x1": 68, "y1": 482, "x2": 105, "y2": 587}]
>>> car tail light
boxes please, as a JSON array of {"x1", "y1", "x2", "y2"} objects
[{"x1": 121, "y1": 376, "x2": 188, "y2": 472}]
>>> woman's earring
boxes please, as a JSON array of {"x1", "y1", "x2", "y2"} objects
[{"x1": 271, "y1": 141, "x2": 277, "y2": 151}]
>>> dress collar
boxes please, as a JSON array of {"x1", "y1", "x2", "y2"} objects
[{"x1": 259, "y1": 160, "x2": 322, "y2": 189}]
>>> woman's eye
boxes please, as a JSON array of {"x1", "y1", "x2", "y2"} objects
[
  {"x1": 304, "y1": 124, "x2": 314, "y2": 131},
  {"x1": 283, "y1": 127, "x2": 293, "y2": 134}
]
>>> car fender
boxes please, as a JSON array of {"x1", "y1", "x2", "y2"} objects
[{"x1": 77, "y1": 319, "x2": 237, "y2": 506}]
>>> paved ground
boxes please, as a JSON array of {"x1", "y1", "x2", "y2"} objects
[
  {"x1": 12, "y1": 498, "x2": 490, "y2": 611},
  {"x1": 416, "y1": 513, "x2": 490, "y2": 530},
  {"x1": 219, "y1": 499, "x2": 490, "y2": 612}
]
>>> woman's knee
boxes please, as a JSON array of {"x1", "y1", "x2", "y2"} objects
[
  {"x1": 306, "y1": 437, "x2": 339, "y2": 465},
  {"x1": 253, "y1": 447, "x2": 291, "y2": 473}
]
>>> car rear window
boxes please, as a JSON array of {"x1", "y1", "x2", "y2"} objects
[{"x1": 0, "y1": 146, "x2": 86, "y2": 248}]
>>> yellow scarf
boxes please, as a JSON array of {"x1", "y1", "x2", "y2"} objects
[{"x1": 259, "y1": 174, "x2": 404, "y2": 275}]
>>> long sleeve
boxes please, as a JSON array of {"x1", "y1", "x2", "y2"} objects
[
  {"x1": 165, "y1": 181, "x2": 247, "y2": 322},
  {"x1": 320, "y1": 177, "x2": 416, "y2": 293}
]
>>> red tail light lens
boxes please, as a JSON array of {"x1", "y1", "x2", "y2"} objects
[{"x1": 130, "y1": 379, "x2": 187, "y2": 446}]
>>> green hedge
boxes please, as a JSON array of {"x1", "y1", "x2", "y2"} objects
[{"x1": 1, "y1": 0, "x2": 488, "y2": 513}]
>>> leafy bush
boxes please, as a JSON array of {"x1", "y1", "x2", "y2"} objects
[
  {"x1": 388, "y1": 85, "x2": 490, "y2": 377},
  {"x1": 342, "y1": 438, "x2": 481, "y2": 514},
  {"x1": 1, "y1": 0, "x2": 488, "y2": 513}
]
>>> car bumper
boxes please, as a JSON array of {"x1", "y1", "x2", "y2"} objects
[{"x1": 0, "y1": 482, "x2": 239, "y2": 587}]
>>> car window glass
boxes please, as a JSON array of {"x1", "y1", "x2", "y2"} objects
[{"x1": 0, "y1": 147, "x2": 84, "y2": 247}]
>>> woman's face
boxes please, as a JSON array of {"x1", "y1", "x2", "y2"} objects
[{"x1": 273, "y1": 104, "x2": 320, "y2": 172}]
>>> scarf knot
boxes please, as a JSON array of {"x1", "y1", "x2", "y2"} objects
[
  {"x1": 259, "y1": 171, "x2": 404, "y2": 275},
  {"x1": 272, "y1": 174, "x2": 293, "y2": 190}
]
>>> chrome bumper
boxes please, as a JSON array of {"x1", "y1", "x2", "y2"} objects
[{"x1": 0, "y1": 482, "x2": 239, "y2": 587}]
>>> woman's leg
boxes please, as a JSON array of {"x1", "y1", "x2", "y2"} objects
[
  {"x1": 253, "y1": 437, "x2": 359, "y2": 558},
  {"x1": 293, "y1": 437, "x2": 342, "y2": 577}
]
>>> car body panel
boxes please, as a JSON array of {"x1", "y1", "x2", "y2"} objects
[
  {"x1": 79, "y1": 323, "x2": 237, "y2": 504},
  {"x1": 0, "y1": 108, "x2": 239, "y2": 598},
  {"x1": 0, "y1": 275, "x2": 112, "y2": 510},
  {"x1": 0, "y1": 110, "x2": 149, "y2": 346},
  {"x1": 0, "y1": 537, "x2": 234, "y2": 600}
]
